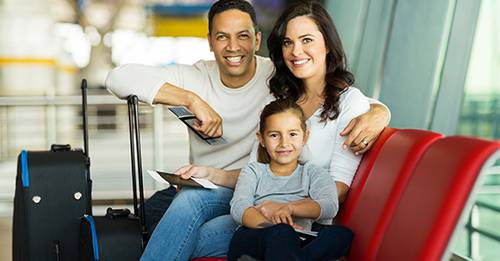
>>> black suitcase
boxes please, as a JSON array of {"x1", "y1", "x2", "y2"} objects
[
  {"x1": 80, "y1": 95, "x2": 148, "y2": 261},
  {"x1": 12, "y1": 80, "x2": 92, "y2": 261}
]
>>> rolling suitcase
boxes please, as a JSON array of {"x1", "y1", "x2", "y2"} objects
[
  {"x1": 12, "y1": 79, "x2": 92, "y2": 261},
  {"x1": 80, "y1": 95, "x2": 148, "y2": 261}
]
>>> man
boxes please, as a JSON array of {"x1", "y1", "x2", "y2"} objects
[{"x1": 106, "y1": 0, "x2": 389, "y2": 259}]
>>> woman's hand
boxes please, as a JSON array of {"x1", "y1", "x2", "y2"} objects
[{"x1": 341, "y1": 103, "x2": 390, "y2": 155}]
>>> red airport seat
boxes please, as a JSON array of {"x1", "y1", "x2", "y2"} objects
[
  {"x1": 336, "y1": 127, "x2": 398, "y2": 224},
  {"x1": 339, "y1": 129, "x2": 444, "y2": 261},
  {"x1": 375, "y1": 136, "x2": 500, "y2": 261}
]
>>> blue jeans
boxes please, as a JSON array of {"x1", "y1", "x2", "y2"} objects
[{"x1": 141, "y1": 187, "x2": 238, "y2": 261}]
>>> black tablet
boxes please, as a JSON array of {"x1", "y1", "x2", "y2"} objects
[{"x1": 155, "y1": 171, "x2": 204, "y2": 188}]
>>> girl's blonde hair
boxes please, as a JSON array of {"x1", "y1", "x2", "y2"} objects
[{"x1": 257, "y1": 99, "x2": 307, "y2": 163}]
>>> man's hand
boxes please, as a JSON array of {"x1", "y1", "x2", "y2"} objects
[
  {"x1": 340, "y1": 103, "x2": 390, "y2": 155},
  {"x1": 174, "y1": 166, "x2": 240, "y2": 188},
  {"x1": 154, "y1": 83, "x2": 223, "y2": 137},
  {"x1": 188, "y1": 97, "x2": 223, "y2": 138},
  {"x1": 174, "y1": 165, "x2": 213, "y2": 180}
]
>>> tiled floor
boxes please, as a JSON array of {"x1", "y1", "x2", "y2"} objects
[{"x1": 0, "y1": 217, "x2": 12, "y2": 261}]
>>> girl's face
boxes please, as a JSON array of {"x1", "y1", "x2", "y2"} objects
[
  {"x1": 282, "y1": 15, "x2": 328, "y2": 84},
  {"x1": 257, "y1": 111, "x2": 309, "y2": 167}
]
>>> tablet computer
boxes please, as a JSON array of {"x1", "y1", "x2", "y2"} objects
[
  {"x1": 155, "y1": 171, "x2": 204, "y2": 188},
  {"x1": 147, "y1": 170, "x2": 219, "y2": 189}
]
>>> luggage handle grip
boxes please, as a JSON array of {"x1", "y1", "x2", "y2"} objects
[
  {"x1": 105, "y1": 207, "x2": 131, "y2": 219},
  {"x1": 50, "y1": 144, "x2": 71, "y2": 152}
]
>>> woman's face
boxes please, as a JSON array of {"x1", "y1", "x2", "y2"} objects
[{"x1": 282, "y1": 15, "x2": 328, "y2": 84}]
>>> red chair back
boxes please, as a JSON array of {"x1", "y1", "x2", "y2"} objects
[
  {"x1": 340, "y1": 129, "x2": 444, "y2": 261},
  {"x1": 376, "y1": 136, "x2": 500, "y2": 261},
  {"x1": 336, "y1": 127, "x2": 397, "y2": 224}
]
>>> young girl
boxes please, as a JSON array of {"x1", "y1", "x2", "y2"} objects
[{"x1": 228, "y1": 99, "x2": 353, "y2": 261}]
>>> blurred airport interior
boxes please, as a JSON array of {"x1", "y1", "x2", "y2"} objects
[{"x1": 0, "y1": 0, "x2": 498, "y2": 260}]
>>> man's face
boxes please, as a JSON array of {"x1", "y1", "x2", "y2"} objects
[{"x1": 208, "y1": 9, "x2": 261, "y2": 88}]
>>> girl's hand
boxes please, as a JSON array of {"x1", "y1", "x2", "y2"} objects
[
  {"x1": 255, "y1": 200, "x2": 286, "y2": 220},
  {"x1": 271, "y1": 204, "x2": 294, "y2": 226}
]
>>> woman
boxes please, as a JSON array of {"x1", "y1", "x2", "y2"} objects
[
  {"x1": 253, "y1": 1, "x2": 369, "y2": 219},
  {"x1": 228, "y1": 2, "x2": 368, "y2": 260}
]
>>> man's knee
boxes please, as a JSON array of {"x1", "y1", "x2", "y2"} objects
[
  {"x1": 174, "y1": 188, "x2": 208, "y2": 206},
  {"x1": 176, "y1": 187, "x2": 233, "y2": 206}
]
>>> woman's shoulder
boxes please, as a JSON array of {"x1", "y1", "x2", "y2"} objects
[
  {"x1": 339, "y1": 86, "x2": 370, "y2": 110},
  {"x1": 339, "y1": 86, "x2": 367, "y2": 102}
]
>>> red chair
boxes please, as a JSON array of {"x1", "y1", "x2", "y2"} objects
[
  {"x1": 336, "y1": 127, "x2": 398, "y2": 224},
  {"x1": 375, "y1": 136, "x2": 500, "y2": 261},
  {"x1": 338, "y1": 129, "x2": 444, "y2": 261}
]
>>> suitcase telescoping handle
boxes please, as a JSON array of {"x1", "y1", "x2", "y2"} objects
[
  {"x1": 127, "y1": 95, "x2": 148, "y2": 246},
  {"x1": 81, "y1": 79, "x2": 93, "y2": 216},
  {"x1": 81, "y1": 79, "x2": 90, "y2": 159}
]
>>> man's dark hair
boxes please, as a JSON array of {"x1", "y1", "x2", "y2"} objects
[{"x1": 208, "y1": 0, "x2": 258, "y2": 33}]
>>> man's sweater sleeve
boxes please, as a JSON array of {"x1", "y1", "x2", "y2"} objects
[
  {"x1": 230, "y1": 163, "x2": 258, "y2": 225},
  {"x1": 105, "y1": 64, "x2": 177, "y2": 106}
]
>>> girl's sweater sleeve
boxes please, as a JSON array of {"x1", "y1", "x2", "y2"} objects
[{"x1": 230, "y1": 163, "x2": 259, "y2": 224}]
